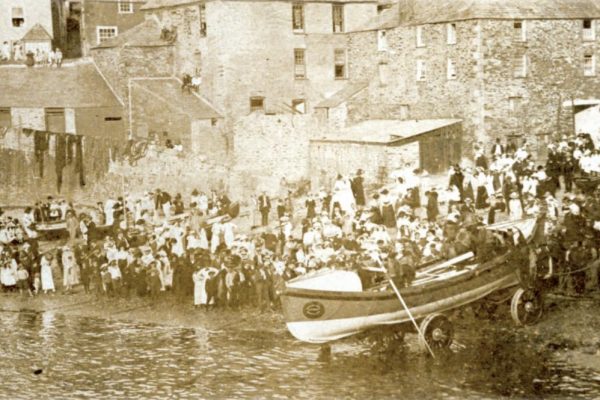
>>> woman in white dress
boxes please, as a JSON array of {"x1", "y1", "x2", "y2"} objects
[
  {"x1": 40, "y1": 254, "x2": 56, "y2": 293},
  {"x1": 331, "y1": 175, "x2": 356, "y2": 215},
  {"x1": 62, "y1": 246, "x2": 79, "y2": 292},
  {"x1": 210, "y1": 222, "x2": 221, "y2": 253},
  {"x1": 193, "y1": 266, "x2": 217, "y2": 308},
  {"x1": 222, "y1": 220, "x2": 236, "y2": 249}
]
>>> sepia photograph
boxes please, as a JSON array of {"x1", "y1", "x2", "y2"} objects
[{"x1": 1, "y1": 0, "x2": 600, "y2": 398}]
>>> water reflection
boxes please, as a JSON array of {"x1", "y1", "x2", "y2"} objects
[{"x1": 0, "y1": 311, "x2": 598, "y2": 399}]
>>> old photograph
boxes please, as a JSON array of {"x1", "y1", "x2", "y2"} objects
[{"x1": 1, "y1": 0, "x2": 600, "y2": 398}]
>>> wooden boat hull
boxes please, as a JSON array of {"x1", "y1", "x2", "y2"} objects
[{"x1": 282, "y1": 257, "x2": 518, "y2": 343}]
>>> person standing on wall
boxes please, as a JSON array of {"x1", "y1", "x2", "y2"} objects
[{"x1": 258, "y1": 191, "x2": 271, "y2": 227}]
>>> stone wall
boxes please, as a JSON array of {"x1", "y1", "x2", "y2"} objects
[
  {"x1": 481, "y1": 19, "x2": 600, "y2": 147},
  {"x1": 10, "y1": 108, "x2": 46, "y2": 131},
  {"x1": 229, "y1": 113, "x2": 317, "y2": 197}
]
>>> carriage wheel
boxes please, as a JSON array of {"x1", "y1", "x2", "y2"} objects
[
  {"x1": 510, "y1": 288, "x2": 544, "y2": 326},
  {"x1": 418, "y1": 313, "x2": 453, "y2": 353}
]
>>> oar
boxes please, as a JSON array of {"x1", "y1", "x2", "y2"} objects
[{"x1": 376, "y1": 257, "x2": 436, "y2": 358}]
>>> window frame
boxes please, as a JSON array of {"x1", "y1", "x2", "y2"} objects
[
  {"x1": 583, "y1": 19, "x2": 596, "y2": 41},
  {"x1": 508, "y1": 96, "x2": 523, "y2": 116},
  {"x1": 0, "y1": 108, "x2": 11, "y2": 128},
  {"x1": 399, "y1": 104, "x2": 410, "y2": 120},
  {"x1": 447, "y1": 23, "x2": 457, "y2": 45},
  {"x1": 584, "y1": 54, "x2": 596, "y2": 77},
  {"x1": 294, "y1": 48, "x2": 306, "y2": 80},
  {"x1": 377, "y1": 30, "x2": 388, "y2": 52},
  {"x1": 117, "y1": 1, "x2": 134, "y2": 14},
  {"x1": 249, "y1": 96, "x2": 265, "y2": 113},
  {"x1": 292, "y1": 3, "x2": 305, "y2": 32},
  {"x1": 447, "y1": 58, "x2": 457, "y2": 80},
  {"x1": 199, "y1": 3, "x2": 207, "y2": 37},
  {"x1": 332, "y1": 4, "x2": 344, "y2": 33},
  {"x1": 334, "y1": 48, "x2": 347, "y2": 80},
  {"x1": 416, "y1": 59, "x2": 426, "y2": 81},
  {"x1": 513, "y1": 20, "x2": 527, "y2": 42},
  {"x1": 96, "y1": 26, "x2": 118, "y2": 45},
  {"x1": 513, "y1": 54, "x2": 528, "y2": 78},
  {"x1": 11, "y1": 7, "x2": 25, "y2": 27},
  {"x1": 416, "y1": 25, "x2": 425, "y2": 48}
]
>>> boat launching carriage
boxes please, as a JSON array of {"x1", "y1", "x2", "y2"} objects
[{"x1": 281, "y1": 217, "x2": 543, "y2": 351}]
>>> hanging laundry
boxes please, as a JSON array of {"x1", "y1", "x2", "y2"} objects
[
  {"x1": 33, "y1": 130, "x2": 50, "y2": 178},
  {"x1": 55, "y1": 133, "x2": 67, "y2": 193},
  {"x1": 75, "y1": 135, "x2": 85, "y2": 187},
  {"x1": 66, "y1": 134, "x2": 76, "y2": 165}
]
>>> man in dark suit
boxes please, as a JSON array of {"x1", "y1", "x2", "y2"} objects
[
  {"x1": 258, "y1": 191, "x2": 271, "y2": 226},
  {"x1": 491, "y1": 138, "x2": 504, "y2": 157}
]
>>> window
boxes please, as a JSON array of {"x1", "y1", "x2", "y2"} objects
[
  {"x1": 416, "y1": 26, "x2": 425, "y2": 47},
  {"x1": 583, "y1": 19, "x2": 595, "y2": 41},
  {"x1": 0, "y1": 108, "x2": 11, "y2": 128},
  {"x1": 509, "y1": 97, "x2": 523, "y2": 116},
  {"x1": 447, "y1": 23, "x2": 456, "y2": 45},
  {"x1": 292, "y1": 3, "x2": 304, "y2": 32},
  {"x1": 292, "y1": 99, "x2": 306, "y2": 114},
  {"x1": 118, "y1": 1, "x2": 133, "y2": 13},
  {"x1": 416, "y1": 60, "x2": 426, "y2": 81},
  {"x1": 377, "y1": 4, "x2": 393, "y2": 13},
  {"x1": 447, "y1": 59, "x2": 457, "y2": 80},
  {"x1": 332, "y1": 4, "x2": 344, "y2": 33},
  {"x1": 377, "y1": 30, "x2": 388, "y2": 52},
  {"x1": 399, "y1": 105, "x2": 410, "y2": 120},
  {"x1": 97, "y1": 26, "x2": 118, "y2": 44},
  {"x1": 514, "y1": 55, "x2": 527, "y2": 78},
  {"x1": 250, "y1": 97, "x2": 265, "y2": 113},
  {"x1": 104, "y1": 117, "x2": 122, "y2": 121},
  {"x1": 334, "y1": 49, "x2": 347, "y2": 79},
  {"x1": 294, "y1": 48, "x2": 306, "y2": 79},
  {"x1": 45, "y1": 108, "x2": 66, "y2": 133},
  {"x1": 199, "y1": 4, "x2": 207, "y2": 37},
  {"x1": 514, "y1": 20, "x2": 526, "y2": 42},
  {"x1": 584, "y1": 54, "x2": 596, "y2": 76},
  {"x1": 11, "y1": 7, "x2": 24, "y2": 27}
]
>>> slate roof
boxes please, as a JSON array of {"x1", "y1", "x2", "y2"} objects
[
  {"x1": 132, "y1": 78, "x2": 222, "y2": 119},
  {"x1": 314, "y1": 81, "x2": 369, "y2": 109},
  {"x1": 21, "y1": 24, "x2": 52, "y2": 41},
  {"x1": 353, "y1": 0, "x2": 600, "y2": 31},
  {"x1": 313, "y1": 119, "x2": 462, "y2": 144},
  {"x1": 92, "y1": 17, "x2": 173, "y2": 49},
  {"x1": 0, "y1": 62, "x2": 122, "y2": 108}
]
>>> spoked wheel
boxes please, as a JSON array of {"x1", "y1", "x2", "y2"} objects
[
  {"x1": 418, "y1": 313, "x2": 453, "y2": 353},
  {"x1": 510, "y1": 288, "x2": 544, "y2": 326}
]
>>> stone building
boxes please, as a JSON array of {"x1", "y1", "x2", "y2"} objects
[
  {"x1": 343, "y1": 0, "x2": 600, "y2": 158},
  {"x1": 80, "y1": 0, "x2": 147, "y2": 55},
  {"x1": 140, "y1": 0, "x2": 380, "y2": 117}
]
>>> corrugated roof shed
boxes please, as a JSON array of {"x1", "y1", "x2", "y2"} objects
[
  {"x1": 0, "y1": 62, "x2": 122, "y2": 108},
  {"x1": 132, "y1": 78, "x2": 222, "y2": 119},
  {"x1": 21, "y1": 23, "x2": 53, "y2": 41},
  {"x1": 92, "y1": 17, "x2": 173, "y2": 49},
  {"x1": 314, "y1": 119, "x2": 462, "y2": 144},
  {"x1": 315, "y1": 81, "x2": 369, "y2": 108},
  {"x1": 353, "y1": 0, "x2": 600, "y2": 31}
]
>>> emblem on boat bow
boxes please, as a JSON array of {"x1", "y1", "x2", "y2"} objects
[{"x1": 303, "y1": 301, "x2": 325, "y2": 319}]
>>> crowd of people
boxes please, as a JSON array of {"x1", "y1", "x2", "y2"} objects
[
  {"x1": 1, "y1": 132, "x2": 600, "y2": 310},
  {"x1": 0, "y1": 41, "x2": 63, "y2": 67}
]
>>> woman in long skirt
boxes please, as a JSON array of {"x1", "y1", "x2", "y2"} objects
[{"x1": 41, "y1": 254, "x2": 56, "y2": 294}]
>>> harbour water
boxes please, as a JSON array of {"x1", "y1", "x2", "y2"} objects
[{"x1": 1, "y1": 310, "x2": 599, "y2": 399}]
